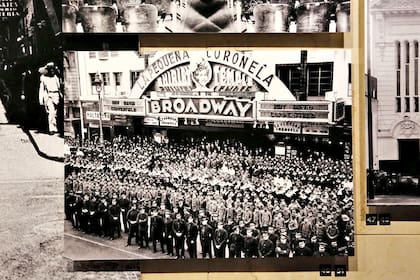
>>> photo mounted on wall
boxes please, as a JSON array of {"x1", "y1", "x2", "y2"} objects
[
  {"x1": 64, "y1": 49, "x2": 354, "y2": 271},
  {"x1": 62, "y1": 0, "x2": 351, "y2": 33},
  {"x1": 365, "y1": 0, "x2": 420, "y2": 218}
]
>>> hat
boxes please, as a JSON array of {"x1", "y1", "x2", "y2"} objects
[{"x1": 46, "y1": 62, "x2": 55, "y2": 68}]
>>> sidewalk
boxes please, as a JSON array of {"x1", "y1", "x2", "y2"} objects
[{"x1": 25, "y1": 129, "x2": 64, "y2": 162}]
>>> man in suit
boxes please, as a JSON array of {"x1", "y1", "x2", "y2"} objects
[
  {"x1": 137, "y1": 206, "x2": 149, "y2": 249},
  {"x1": 109, "y1": 198, "x2": 121, "y2": 240},
  {"x1": 126, "y1": 201, "x2": 139, "y2": 246},
  {"x1": 228, "y1": 226, "x2": 244, "y2": 258},
  {"x1": 259, "y1": 231, "x2": 275, "y2": 258},
  {"x1": 163, "y1": 210, "x2": 174, "y2": 256}
]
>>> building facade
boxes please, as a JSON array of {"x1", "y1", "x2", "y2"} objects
[
  {"x1": 65, "y1": 50, "x2": 351, "y2": 155},
  {"x1": 369, "y1": 0, "x2": 420, "y2": 175}
]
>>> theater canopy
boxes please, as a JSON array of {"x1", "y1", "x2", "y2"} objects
[{"x1": 129, "y1": 50, "x2": 296, "y2": 101}]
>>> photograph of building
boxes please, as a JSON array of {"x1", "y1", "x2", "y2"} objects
[
  {"x1": 366, "y1": 0, "x2": 420, "y2": 204},
  {"x1": 64, "y1": 49, "x2": 354, "y2": 263},
  {"x1": 62, "y1": 0, "x2": 350, "y2": 33}
]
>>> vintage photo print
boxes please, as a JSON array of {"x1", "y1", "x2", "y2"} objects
[
  {"x1": 64, "y1": 49, "x2": 354, "y2": 270},
  {"x1": 365, "y1": 0, "x2": 420, "y2": 214},
  {"x1": 62, "y1": 0, "x2": 350, "y2": 33}
]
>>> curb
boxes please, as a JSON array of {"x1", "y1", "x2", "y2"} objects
[{"x1": 22, "y1": 128, "x2": 65, "y2": 163}]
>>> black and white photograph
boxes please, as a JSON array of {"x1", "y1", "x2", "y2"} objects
[
  {"x1": 0, "y1": 0, "x2": 65, "y2": 279},
  {"x1": 63, "y1": 49, "x2": 354, "y2": 268},
  {"x1": 365, "y1": 0, "x2": 420, "y2": 214},
  {"x1": 62, "y1": 0, "x2": 350, "y2": 33}
]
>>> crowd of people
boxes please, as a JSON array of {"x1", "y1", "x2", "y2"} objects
[{"x1": 65, "y1": 134, "x2": 354, "y2": 259}]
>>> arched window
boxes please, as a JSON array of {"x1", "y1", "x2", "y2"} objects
[{"x1": 414, "y1": 41, "x2": 419, "y2": 112}]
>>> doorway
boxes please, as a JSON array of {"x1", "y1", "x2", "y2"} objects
[{"x1": 398, "y1": 139, "x2": 420, "y2": 175}]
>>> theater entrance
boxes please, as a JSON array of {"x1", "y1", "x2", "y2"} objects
[{"x1": 398, "y1": 139, "x2": 420, "y2": 175}]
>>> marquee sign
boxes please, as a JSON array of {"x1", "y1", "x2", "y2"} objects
[
  {"x1": 103, "y1": 98, "x2": 146, "y2": 116},
  {"x1": 257, "y1": 101, "x2": 333, "y2": 123},
  {"x1": 147, "y1": 97, "x2": 255, "y2": 121},
  {"x1": 130, "y1": 50, "x2": 296, "y2": 101}
]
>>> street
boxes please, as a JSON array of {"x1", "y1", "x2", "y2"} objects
[{"x1": 0, "y1": 101, "x2": 140, "y2": 280}]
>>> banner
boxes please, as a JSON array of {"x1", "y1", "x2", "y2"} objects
[{"x1": 159, "y1": 116, "x2": 178, "y2": 127}]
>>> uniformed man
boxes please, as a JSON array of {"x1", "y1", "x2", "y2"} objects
[
  {"x1": 267, "y1": 226, "x2": 278, "y2": 246},
  {"x1": 307, "y1": 235, "x2": 319, "y2": 253},
  {"x1": 313, "y1": 242, "x2": 330, "y2": 257},
  {"x1": 137, "y1": 206, "x2": 149, "y2": 249},
  {"x1": 163, "y1": 210, "x2": 174, "y2": 256},
  {"x1": 258, "y1": 231, "x2": 275, "y2": 258},
  {"x1": 275, "y1": 233, "x2": 291, "y2": 257},
  {"x1": 228, "y1": 226, "x2": 244, "y2": 258},
  {"x1": 199, "y1": 217, "x2": 213, "y2": 259},
  {"x1": 150, "y1": 208, "x2": 164, "y2": 253},
  {"x1": 119, "y1": 193, "x2": 130, "y2": 233},
  {"x1": 98, "y1": 196, "x2": 109, "y2": 237},
  {"x1": 109, "y1": 198, "x2": 121, "y2": 240},
  {"x1": 126, "y1": 202, "x2": 139, "y2": 246},
  {"x1": 213, "y1": 221, "x2": 228, "y2": 258},
  {"x1": 242, "y1": 206, "x2": 253, "y2": 226},
  {"x1": 88, "y1": 195, "x2": 99, "y2": 235},
  {"x1": 243, "y1": 228, "x2": 258, "y2": 258},
  {"x1": 172, "y1": 212, "x2": 186, "y2": 258},
  {"x1": 79, "y1": 194, "x2": 90, "y2": 233},
  {"x1": 294, "y1": 238, "x2": 312, "y2": 257},
  {"x1": 186, "y1": 216, "x2": 198, "y2": 258},
  {"x1": 260, "y1": 207, "x2": 272, "y2": 231}
]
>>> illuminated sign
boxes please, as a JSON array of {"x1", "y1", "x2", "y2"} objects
[
  {"x1": 0, "y1": 0, "x2": 19, "y2": 17},
  {"x1": 159, "y1": 116, "x2": 178, "y2": 127},
  {"x1": 147, "y1": 97, "x2": 255, "y2": 120},
  {"x1": 143, "y1": 117, "x2": 159, "y2": 126},
  {"x1": 205, "y1": 120, "x2": 245, "y2": 128},
  {"x1": 103, "y1": 99, "x2": 146, "y2": 116},
  {"x1": 86, "y1": 111, "x2": 111, "y2": 121},
  {"x1": 130, "y1": 50, "x2": 296, "y2": 101},
  {"x1": 273, "y1": 122, "x2": 301, "y2": 134},
  {"x1": 257, "y1": 101, "x2": 333, "y2": 123}
]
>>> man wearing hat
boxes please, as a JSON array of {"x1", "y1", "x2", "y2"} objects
[
  {"x1": 98, "y1": 196, "x2": 110, "y2": 237},
  {"x1": 186, "y1": 216, "x2": 199, "y2": 258},
  {"x1": 259, "y1": 231, "x2": 275, "y2": 258},
  {"x1": 137, "y1": 206, "x2": 149, "y2": 249},
  {"x1": 38, "y1": 62, "x2": 61, "y2": 134},
  {"x1": 294, "y1": 238, "x2": 312, "y2": 257},
  {"x1": 243, "y1": 228, "x2": 258, "y2": 258},
  {"x1": 313, "y1": 242, "x2": 330, "y2": 257},
  {"x1": 199, "y1": 216, "x2": 213, "y2": 258},
  {"x1": 172, "y1": 212, "x2": 186, "y2": 258},
  {"x1": 119, "y1": 193, "x2": 130, "y2": 233},
  {"x1": 228, "y1": 226, "x2": 244, "y2": 258},
  {"x1": 275, "y1": 233, "x2": 291, "y2": 257},
  {"x1": 150, "y1": 208, "x2": 164, "y2": 253},
  {"x1": 126, "y1": 201, "x2": 139, "y2": 246},
  {"x1": 163, "y1": 210, "x2": 174, "y2": 256},
  {"x1": 109, "y1": 198, "x2": 121, "y2": 240},
  {"x1": 213, "y1": 221, "x2": 228, "y2": 258}
]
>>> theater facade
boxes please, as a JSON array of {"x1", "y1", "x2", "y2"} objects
[
  {"x1": 368, "y1": 0, "x2": 420, "y2": 176},
  {"x1": 65, "y1": 49, "x2": 351, "y2": 152}
]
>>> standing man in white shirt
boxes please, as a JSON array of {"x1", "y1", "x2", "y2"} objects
[{"x1": 39, "y1": 62, "x2": 61, "y2": 134}]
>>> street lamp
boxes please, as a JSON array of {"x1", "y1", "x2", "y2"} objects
[{"x1": 93, "y1": 72, "x2": 104, "y2": 144}]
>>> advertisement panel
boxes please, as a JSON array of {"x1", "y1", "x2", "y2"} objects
[{"x1": 103, "y1": 98, "x2": 146, "y2": 116}]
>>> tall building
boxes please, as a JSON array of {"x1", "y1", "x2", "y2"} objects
[{"x1": 369, "y1": 0, "x2": 420, "y2": 175}]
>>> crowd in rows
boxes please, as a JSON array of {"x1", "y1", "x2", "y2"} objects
[{"x1": 65, "y1": 134, "x2": 354, "y2": 258}]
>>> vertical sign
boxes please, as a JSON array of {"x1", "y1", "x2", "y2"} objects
[{"x1": 0, "y1": 0, "x2": 19, "y2": 17}]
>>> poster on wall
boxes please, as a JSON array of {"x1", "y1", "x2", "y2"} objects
[
  {"x1": 62, "y1": 0, "x2": 351, "y2": 33},
  {"x1": 64, "y1": 48, "x2": 354, "y2": 272},
  {"x1": 365, "y1": 0, "x2": 420, "y2": 221}
]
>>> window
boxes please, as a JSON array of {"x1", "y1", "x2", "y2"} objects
[
  {"x1": 130, "y1": 71, "x2": 142, "y2": 88},
  {"x1": 405, "y1": 41, "x2": 410, "y2": 97},
  {"x1": 114, "y1": 72, "x2": 122, "y2": 86},
  {"x1": 73, "y1": 107, "x2": 80, "y2": 118},
  {"x1": 101, "y1": 73, "x2": 110, "y2": 86},
  {"x1": 405, "y1": 97, "x2": 410, "y2": 112},
  {"x1": 276, "y1": 64, "x2": 302, "y2": 95},
  {"x1": 306, "y1": 63, "x2": 333, "y2": 97},
  {"x1": 396, "y1": 41, "x2": 401, "y2": 112},
  {"x1": 89, "y1": 73, "x2": 96, "y2": 85}
]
